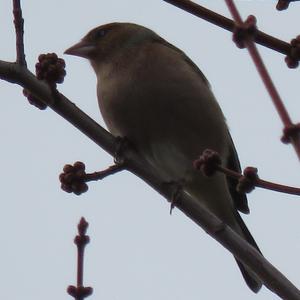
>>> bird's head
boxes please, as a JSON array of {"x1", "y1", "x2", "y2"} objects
[{"x1": 65, "y1": 22, "x2": 159, "y2": 70}]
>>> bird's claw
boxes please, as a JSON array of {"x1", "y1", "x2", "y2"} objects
[
  {"x1": 163, "y1": 180, "x2": 185, "y2": 215},
  {"x1": 114, "y1": 136, "x2": 130, "y2": 165}
]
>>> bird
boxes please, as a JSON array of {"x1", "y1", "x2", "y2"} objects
[{"x1": 65, "y1": 22, "x2": 262, "y2": 292}]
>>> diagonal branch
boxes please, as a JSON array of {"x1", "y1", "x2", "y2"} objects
[
  {"x1": 1, "y1": 60, "x2": 300, "y2": 299},
  {"x1": 163, "y1": 0, "x2": 292, "y2": 56},
  {"x1": 164, "y1": 0, "x2": 300, "y2": 160},
  {"x1": 225, "y1": 0, "x2": 300, "y2": 158}
]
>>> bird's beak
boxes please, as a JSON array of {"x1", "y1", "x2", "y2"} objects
[{"x1": 64, "y1": 40, "x2": 95, "y2": 59}]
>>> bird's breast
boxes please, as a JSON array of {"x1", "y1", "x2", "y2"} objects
[{"x1": 96, "y1": 49, "x2": 230, "y2": 182}]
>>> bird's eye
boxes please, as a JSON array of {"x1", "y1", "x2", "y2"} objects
[{"x1": 95, "y1": 29, "x2": 107, "y2": 39}]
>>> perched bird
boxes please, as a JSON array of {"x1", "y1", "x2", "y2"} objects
[{"x1": 65, "y1": 22, "x2": 262, "y2": 292}]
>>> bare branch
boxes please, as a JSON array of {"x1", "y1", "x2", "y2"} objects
[
  {"x1": 223, "y1": 0, "x2": 300, "y2": 157},
  {"x1": 0, "y1": 61, "x2": 115, "y2": 154},
  {"x1": 163, "y1": 0, "x2": 292, "y2": 56},
  {"x1": 195, "y1": 149, "x2": 300, "y2": 196},
  {"x1": 277, "y1": 0, "x2": 300, "y2": 11},
  {"x1": 13, "y1": 0, "x2": 26, "y2": 66},
  {"x1": 1, "y1": 58, "x2": 299, "y2": 298},
  {"x1": 59, "y1": 162, "x2": 125, "y2": 195},
  {"x1": 164, "y1": 0, "x2": 300, "y2": 159},
  {"x1": 172, "y1": 196, "x2": 300, "y2": 300},
  {"x1": 67, "y1": 217, "x2": 93, "y2": 300},
  {"x1": 220, "y1": 165, "x2": 300, "y2": 196}
]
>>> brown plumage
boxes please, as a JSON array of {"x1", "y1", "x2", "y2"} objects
[{"x1": 65, "y1": 22, "x2": 262, "y2": 292}]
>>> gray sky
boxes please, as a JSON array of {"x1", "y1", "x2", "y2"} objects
[{"x1": 1, "y1": 1, "x2": 300, "y2": 299}]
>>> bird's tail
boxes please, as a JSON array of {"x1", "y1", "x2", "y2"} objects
[{"x1": 234, "y1": 211, "x2": 263, "y2": 293}]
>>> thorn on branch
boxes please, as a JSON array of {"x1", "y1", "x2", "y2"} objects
[
  {"x1": 232, "y1": 15, "x2": 258, "y2": 49},
  {"x1": 285, "y1": 36, "x2": 300, "y2": 68},
  {"x1": 59, "y1": 162, "x2": 125, "y2": 195}
]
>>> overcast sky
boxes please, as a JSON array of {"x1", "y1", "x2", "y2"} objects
[{"x1": 1, "y1": 1, "x2": 300, "y2": 300}]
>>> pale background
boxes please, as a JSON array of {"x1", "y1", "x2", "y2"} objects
[{"x1": 1, "y1": 1, "x2": 300, "y2": 299}]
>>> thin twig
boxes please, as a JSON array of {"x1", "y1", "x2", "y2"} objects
[
  {"x1": 217, "y1": 165, "x2": 300, "y2": 196},
  {"x1": 76, "y1": 218, "x2": 88, "y2": 288},
  {"x1": 164, "y1": 0, "x2": 300, "y2": 158},
  {"x1": 85, "y1": 164, "x2": 125, "y2": 182},
  {"x1": 67, "y1": 218, "x2": 93, "y2": 300},
  {"x1": 224, "y1": 0, "x2": 300, "y2": 159},
  {"x1": 13, "y1": 0, "x2": 26, "y2": 66},
  {"x1": 163, "y1": 0, "x2": 292, "y2": 55},
  {"x1": 60, "y1": 162, "x2": 125, "y2": 195},
  {"x1": 195, "y1": 149, "x2": 300, "y2": 196}
]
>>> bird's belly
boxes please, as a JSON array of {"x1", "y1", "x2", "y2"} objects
[
  {"x1": 98, "y1": 74, "x2": 234, "y2": 221},
  {"x1": 98, "y1": 66, "x2": 229, "y2": 181}
]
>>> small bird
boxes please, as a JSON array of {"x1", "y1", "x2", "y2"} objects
[{"x1": 65, "y1": 22, "x2": 262, "y2": 292}]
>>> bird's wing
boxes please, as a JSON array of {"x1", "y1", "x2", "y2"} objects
[
  {"x1": 153, "y1": 37, "x2": 210, "y2": 87},
  {"x1": 226, "y1": 134, "x2": 250, "y2": 214},
  {"x1": 154, "y1": 36, "x2": 249, "y2": 214}
]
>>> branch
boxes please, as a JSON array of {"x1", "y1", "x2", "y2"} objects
[
  {"x1": 163, "y1": 0, "x2": 292, "y2": 56},
  {"x1": 1, "y1": 60, "x2": 300, "y2": 299},
  {"x1": 67, "y1": 217, "x2": 93, "y2": 300},
  {"x1": 13, "y1": 0, "x2": 26, "y2": 66},
  {"x1": 224, "y1": 0, "x2": 300, "y2": 160},
  {"x1": 277, "y1": 0, "x2": 300, "y2": 10},
  {"x1": 0, "y1": 61, "x2": 115, "y2": 153},
  {"x1": 194, "y1": 149, "x2": 300, "y2": 196},
  {"x1": 164, "y1": 0, "x2": 300, "y2": 160}
]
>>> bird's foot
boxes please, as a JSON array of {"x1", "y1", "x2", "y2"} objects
[
  {"x1": 114, "y1": 136, "x2": 130, "y2": 165},
  {"x1": 162, "y1": 179, "x2": 185, "y2": 215}
]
